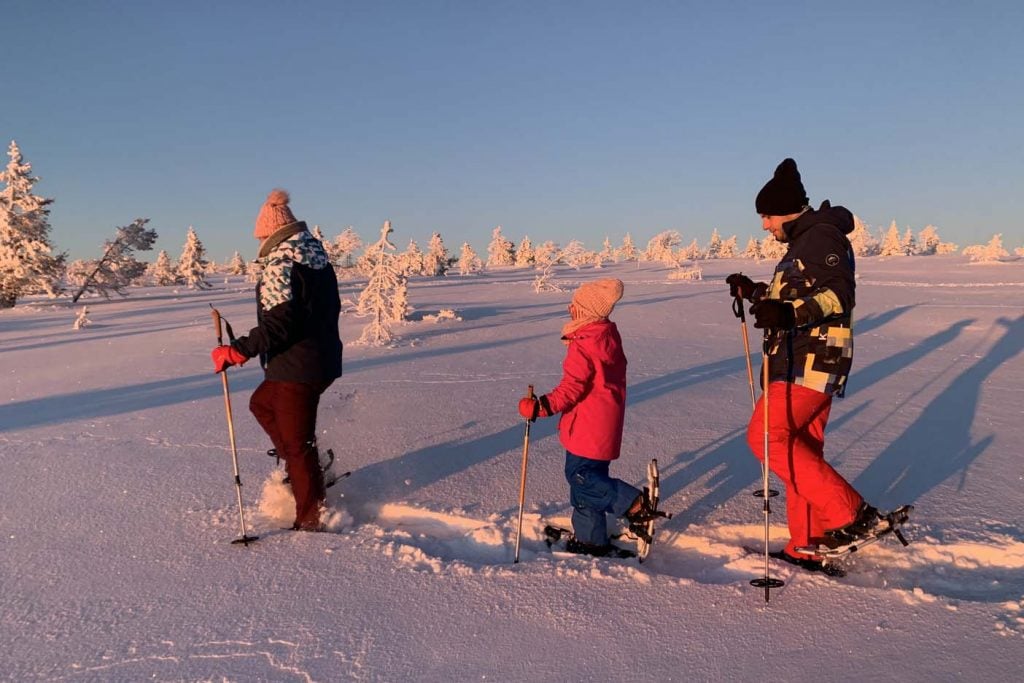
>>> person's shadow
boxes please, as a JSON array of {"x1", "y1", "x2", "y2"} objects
[{"x1": 854, "y1": 314, "x2": 1024, "y2": 508}]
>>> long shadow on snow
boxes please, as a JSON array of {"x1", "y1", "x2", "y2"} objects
[{"x1": 854, "y1": 314, "x2": 1024, "y2": 508}]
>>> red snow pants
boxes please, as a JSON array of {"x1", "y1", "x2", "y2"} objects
[
  {"x1": 250, "y1": 379, "x2": 331, "y2": 529},
  {"x1": 747, "y1": 381, "x2": 862, "y2": 557}
]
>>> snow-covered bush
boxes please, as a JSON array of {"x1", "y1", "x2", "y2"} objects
[
  {"x1": 424, "y1": 232, "x2": 449, "y2": 276},
  {"x1": 458, "y1": 242, "x2": 482, "y2": 275},
  {"x1": 668, "y1": 266, "x2": 703, "y2": 281},
  {"x1": 150, "y1": 250, "x2": 178, "y2": 285},
  {"x1": 964, "y1": 234, "x2": 1011, "y2": 262},
  {"x1": 73, "y1": 305, "x2": 91, "y2": 330},
  {"x1": 515, "y1": 236, "x2": 535, "y2": 268}
]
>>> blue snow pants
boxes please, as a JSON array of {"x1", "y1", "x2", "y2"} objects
[{"x1": 564, "y1": 451, "x2": 641, "y2": 545}]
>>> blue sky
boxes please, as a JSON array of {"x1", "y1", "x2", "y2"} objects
[{"x1": 4, "y1": 1, "x2": 1022, "y2": 261}]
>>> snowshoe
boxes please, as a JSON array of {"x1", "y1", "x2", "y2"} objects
[
  {"x1": 623, "y1": 459, "x2": 671, "y2": 562},
  {"x1": 794, "y1": 504, "x2": 914, "y2": 559},
  {"x1": 544, "y1": 525, "x2": 636, "y2": 559},
  {"x1": 268, "y1": 445, "x2": 350, "y2": 489},
  {"x1": 768, "y1": 549, "x2": 846, "y2": 578}
]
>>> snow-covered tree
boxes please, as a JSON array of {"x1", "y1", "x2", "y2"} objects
[
  {"x1": 534, "y1": 241, "x2": 560, "y2": 269},
  {"x1": 760, "y1": 235, "x2": 787, "y2": 260},
  {"x1": 397, "y1": 239, "x2": 425, "y2": 276},
  {"x1": 424, "y1": 232, "x2": 449, "y2": 276},
  {"x1": 514, "y1": 236, "x2": 535, "y2": 268},
  {"x1": 936, "y1": 241, "x2": 959, "y2": 255},
  {"x1": 901, "y1": 227, "x2": 917, "y2": 256},
  {"x1": 150, "y1": 250, "x2": 178, "y2": 285},
  {"x1": 682, "y1": 238, "x2": 704, "y2": 261},
  {"x1": 69, "y1": 218, "x2": 157, "y2": 302},
  {"x1": 330, "y1": 226, "x2": 362, "y2": 269},
  {"x1": 310, "y1": 225, "x2": 326, "y2": 244},
  {"x1": 705, "y1": 229, "x2": 723, "y2": 259},
  {"x1": 486, "y1": 226, "x2": 515, "y2": 268},
  {"x1": 227, "y1": 251, "x2": 246, "y2": 275},
  {"x1": 458, "y1": 242, "x2": 482, "y2": 275},
  {"x1": 644, "y1": 230, "x2": 682, "y2": 264},
  {"x1": 0, "y1": 141, "x2": 65, "y2": 307},
  {"x1": 598, "y1": 237, "x2": 613, "y2": 264},
  {"x1": 878, "y1": 221, "x2": 904, "y2": 257},
  {"x1": 246, "y1": 258, "x2": 264, "y2": 284},
  {"x1": 615, "y1": 233, "x2": 638, "y2": 262},
  {"x1": 559, "y1": 240, "x2": 590, "y2": 269},
  {"x1": 177, "y1": 226, "x2": 212, "y2": 289},
  {"x1": 741, "y1": 237, "x2": 762, "y2": 260},
  {"x1": 355, "y1": 221, "x2": 407, "y2": 346},
  {"x1": 916, "y1": 225, "x2": 941, "y2": 255},
  {"x1": 718, "y1": 235, "x2": 738, "y2": 259},
  {"x1": 532, "y1": 263, "x2": 563, "y2": 293},
  {"x1": 964, "y1": 234, "x2": 1010, "y2": 262},
  {"x1": 73, "y1": 305, "x2": 91, "y2": 330},
  {"x1": 848, "y1": 215, "x2": 879, "y2": 256}
]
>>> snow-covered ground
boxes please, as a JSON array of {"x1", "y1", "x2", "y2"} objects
[{"x1": 2, "y1": 256, "x2": 1022, "y2": 681}]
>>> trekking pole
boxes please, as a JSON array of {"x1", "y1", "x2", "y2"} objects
[
  {"x1": 211, "y1": 306, "x2": 259, "y2": 546},
  {"x1": 732, "y1": 295, "x2": 757, "y2": 410},
  {"x1": 513, "y1": 385, "x2": 535, "y2": 563},
  {"x1": 749, "y1": 331, "x2": 783, "y2": 601}
]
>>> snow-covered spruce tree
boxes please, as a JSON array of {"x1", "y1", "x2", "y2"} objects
[
  {"x1": 458, "y1": 242, "x2": 482, "y2": 275},
  {"x1": 150, "y1": 249, "x2": 178, "y2": 285},
  {"x1": 398, "y1": 238, "x2": 424, "y2": 276},
  {"x1": 878, "y1": 221, "x2": 904, "y2": 256},
  {"x1": 598, "y1": 237, "x2": 613, "y2": 264},
  {"x1": 916, "y1": 225, "x2": 941, "y2": 255},
  {"x1": 486, "y1": 226, "x2": 515, "y2": 268},
  {"x1": 424, "y1": 231, "x2": 449, "y2": 276},
  {"x1": 718, "y1": 235, "x2": 738, "y2": 259},
  {"x1": 331, "y1": 226, "x2": 362, "y2": 270},
  {"x1": 742, "y1": 237, "x2": 762, "y2": 260},
  {"x1": 644, "y1": 230, "x2": 682, "y2": 264},
  {"x1": 705, "y1": 229, "x2": 723, "y2": 259},
  {"x1": 616, "y1": 233, "x2": 638, "y2": 262},
  {"x1": 227, "y1": 251, "x2": 246, "y2": 275},
  {"x1": 355, "y1": 220, "x2": 407, "y2": 346},
  {"x1": 560, "y1": 239, "x2": 590, "y2": 270},
  {"x1": 515, "y1": 236, "x2": 535, "y2": 267},
  {"x1": 849, "y1": 215, "x2": 879, "y2": 256},
  {"x1": 901, "y1": 227, "x2": 917, "y2": 256},
  {"x1": 760, "y1": 235, "x2": 786, "y2": 260},
  {"x1": 0, "y1": 141, "x2": 65, "y2": 307},
  {"x1": 70, "y1": 218, "x2": 158, "y2": 302},
  {"x1": 246, "y1": 258, "x2": 263, "y2": 284},
  {"x1": 177, "y1": 226, "x2": 212, "y2": 289}
]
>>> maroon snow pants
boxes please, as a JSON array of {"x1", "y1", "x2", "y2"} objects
[
  {"x1": 249, "y1": 379, "x2": 332, "y2": 529},
  {"x1": 747, "y1": 381, "x2": 862, "y2": 558}
]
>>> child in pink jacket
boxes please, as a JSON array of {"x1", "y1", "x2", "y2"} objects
[{"x1": 519, "y1": 278, "x2": 656, "y2": 556}]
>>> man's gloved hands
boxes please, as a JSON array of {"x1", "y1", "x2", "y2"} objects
[
  {"x1": 726, "y1": 273, "x2": 767, "y2": 301},
  {"x1": 750, "y1": 300, "x2": 796, "y2": 330},
  {"x1": 518, "y1": 395, "x2": 553, "y2": 422},
  {"x1": 211, "y1": 344, "x2": 248, "y2": 373}
]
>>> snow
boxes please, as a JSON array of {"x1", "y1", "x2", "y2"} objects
[{"x1": 2, "y1": 256, "x2": 1023, "y2": 680}]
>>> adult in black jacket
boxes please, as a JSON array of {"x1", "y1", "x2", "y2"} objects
[
  {"x1": 212, "y1": 189, "x2": 342, "y2": 531},
  {"x1": 727, "y1": 159, "x2": 883, "y2": 572}
]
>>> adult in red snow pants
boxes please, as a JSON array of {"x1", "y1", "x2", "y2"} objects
[
  {"x1": 250, "y1": 379, "x2": 332, "y2": 530},
  {"x1": 746, "y1": 381, "x2": 862, "y2": 557}
]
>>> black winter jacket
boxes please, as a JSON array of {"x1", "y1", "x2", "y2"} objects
[
  {"x1": 761, "y1": 201, "x2": 855, "y2": 396},
  {"x1": 233, "y1": 222, "x2": 343, "y2": 384}
]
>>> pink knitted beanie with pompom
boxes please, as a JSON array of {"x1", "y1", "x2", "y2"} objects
[{"x1": 254, "y1": 189, "x2": 298, "y2": 239}]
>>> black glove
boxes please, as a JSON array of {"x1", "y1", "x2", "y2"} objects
[
  {"x1": 726, "y1": 273, "x2": 767, "y2": 301},
  {"x1": 750, "y1": 300, "x2": 795, "y2": 330}
]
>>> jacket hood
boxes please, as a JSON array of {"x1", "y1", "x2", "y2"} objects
[{"x1": 784, "y1": 201, "x2": 854, "y2": 241}]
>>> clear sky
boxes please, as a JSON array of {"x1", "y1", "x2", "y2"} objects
[{"x1": 4, "y1": 1, "x2": 1022, "y2": 261}]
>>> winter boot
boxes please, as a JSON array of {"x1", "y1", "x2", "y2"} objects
[
  {"x1": 565, "y1": 538, "x2": 614, "y2": 557},
  {"x1": 625, "y1": 488, "x2": 666, "y2": 536},
  {"x1": 825, "y1": 502, "x2": 888, "y2": 545}
]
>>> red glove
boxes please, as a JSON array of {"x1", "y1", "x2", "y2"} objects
[
  {"x1": 518, "y1": 395, "x2": 553, "y2": 421},
  {"x1": 211, "y1": 344, "x2": 248, "y2": 373}
]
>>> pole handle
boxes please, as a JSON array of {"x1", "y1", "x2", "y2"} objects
[{"x1": 210, "y1": 306, "x2": 224, "y2": 346}]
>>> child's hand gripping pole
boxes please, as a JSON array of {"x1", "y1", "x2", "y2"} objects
[{"x1": 513, "y1": 385, "x2": 535, "y2": 563}]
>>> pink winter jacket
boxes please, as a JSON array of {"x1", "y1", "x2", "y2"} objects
[{"x1": 545, "y1": 319, "x2": 627, "y2": 461}]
